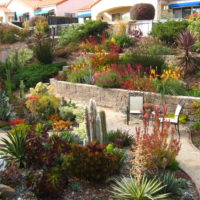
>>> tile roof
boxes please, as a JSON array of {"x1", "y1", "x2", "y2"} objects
[
  {"x1": 79, "y1": 0, "x2": 101, "y2": 10},
  {"x1": 8, "y1": 0, "x2": 67, "y2": 9},
  {"x1": 0, "y1": 6, "x2": 13, "y2": 12}
]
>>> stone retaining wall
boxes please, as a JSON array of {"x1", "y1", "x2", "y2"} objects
[
  {"x1": 0, "y1": 42, "x2": 27, "y2": 63},
  {"x1": 50, "y1": 79, "x2": 200, "y2": 121}
]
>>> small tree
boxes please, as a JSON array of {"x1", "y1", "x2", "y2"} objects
[
  {"x1": 130, "y1": 3, "x2": 155, "y2": 20},
  {"x1": 176, "y1": 29, "x2": 197, "y2": 73}
]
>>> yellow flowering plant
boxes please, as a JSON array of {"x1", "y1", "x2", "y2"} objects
[
  {"x1": 26, "y1": 82, "x2": 60, "y2": 120},
  {"x1": 150, "y1": 66, "x2": 184, "y2": 81}
]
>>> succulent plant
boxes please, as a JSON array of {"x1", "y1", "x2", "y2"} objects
[{"x1": 85, "y1": 99, "x2": 108, "y2": 144}]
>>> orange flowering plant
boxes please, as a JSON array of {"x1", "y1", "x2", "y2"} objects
[
  {"x1": 52, "y1": 120, "x2": 72, "y2": 131},
  {"x1": 131, "y1": 105, "x2": 181, "y2": 172}
]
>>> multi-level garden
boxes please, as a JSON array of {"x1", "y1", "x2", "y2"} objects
[{"x1": 0, "y1": 7, "x2": 200, "y2": 200}]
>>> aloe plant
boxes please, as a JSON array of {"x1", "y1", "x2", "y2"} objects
[
  {"x1": 111, "y1": 176, "x2": 170, "y2": 200},
  {"x1": 0, "y1": 131, "x2": 26, "y2": 168}
]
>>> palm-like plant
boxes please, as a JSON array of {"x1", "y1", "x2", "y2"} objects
[
  {"x1": 176, "y1": 29, "x2": 197, "y2": 73},
  {"x1": 0, "y1": 131, "x2": 26, "y2": 168},
  {"x1": 111, "y1": 176, "x2": 170, "y2": 200}
]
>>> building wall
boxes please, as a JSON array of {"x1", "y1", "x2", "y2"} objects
[
  {"x1": 91, "y1": 0, "x2": 160, "y2": 21},
  {"x1": 56, "y1": 0, "x2": 94, "y2": 16},
  {"x1": 7, "y1": 0, "x2": 34, "y2": 18},
  {"x1": 0, "y1": 10, "x2": 6, "y2": 23}
]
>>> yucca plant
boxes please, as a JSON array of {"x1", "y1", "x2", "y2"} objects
[
  {"x1": 111, "y1": 176, "x2": 170, "y2": 200},
  {"x1": 176, "y1": 29, "x2": 197, "y2": 73},
  {"x1": 157, "y1": 172, "x2": 187, "y2": 199},
  {"x1": 0, "y1": 131, "x2": 26, "y2": 168}
]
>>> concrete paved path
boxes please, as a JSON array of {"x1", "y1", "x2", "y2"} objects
[{"x1": 99, "y1": 107, "x2": 200, "y2": 195}]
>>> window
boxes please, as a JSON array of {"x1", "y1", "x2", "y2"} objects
[
  {"x1": 192, "y1": 6, "x2": 200, "y2": 14},
  {"x1": 174, "y1": 8, "x2": 182, "y2": 18},
  {"x1": 182, "y1": 7, "x2": 191, "y2": 18},
  {"x1": 112, "y1": 13, "x2": 121, "y2": 21},
  {"x1": 65, "y1": 13, "x2": 75, "y2": 18}
]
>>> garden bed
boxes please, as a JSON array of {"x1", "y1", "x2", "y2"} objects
[{"x1": 4, "y1": 147, "x2": 199, "y2": 200}]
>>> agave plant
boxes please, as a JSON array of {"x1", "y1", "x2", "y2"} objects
[
  {"x1": 157, "y1": 171, "x2": 187, "y2": 199},
  {"x1": 176, "y1": 29, "x2": 197, "y2": 73},
  {"x1": 0, "y1": 131, "x2": 26, "y2": 168},
  {"x1": 111, "y1": 176, "x2": 170, "y2": 200}
]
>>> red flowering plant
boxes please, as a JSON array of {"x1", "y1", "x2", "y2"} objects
[
  {"x1": 190, "y1": 82, "x2": 200, "y2": 97},
  {"x1": 93, "y1": 63, "x2": 157, "y2": 92},
  {"x1": 9, "y1": 119, "x2": 25, "y2": 126},
  {"x1": 131, "y1": 105, "x2": 181, "y2": 172}
]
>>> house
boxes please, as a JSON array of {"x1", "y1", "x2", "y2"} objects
[
  {"x1": 168, "y1": 0, "x2": 200, "y2": 19},
  {"x1": 77, "y1": 0, "x2": 163, "y2": 23},
  {"x1": 0, "y1": 2, "x2": 13, "y2": 23},
  {"x1": 77, "y1": 0, "x2": 200, "y2": 23},
  {"x1": 0, "y1": 0, "x2": 94, "y2": 23}
]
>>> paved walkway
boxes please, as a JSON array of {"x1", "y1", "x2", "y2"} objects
[{"x1": 99, "y1": 107, "x2": 200, "y2": 195}]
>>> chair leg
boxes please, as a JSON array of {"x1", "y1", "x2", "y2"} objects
[
  {"x1": 127, "y1": 106, "x2": 129, "y2": 125},
  {"x1": 177, "y1": 123, "x2": 180, "y2": 138},
  {"x1": 127, "y1": 113, "x2": 129, "y2": 125}
]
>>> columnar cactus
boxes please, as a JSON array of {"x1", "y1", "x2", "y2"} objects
[
  {"x1": 85, "y1": 99, "x2": 108, "y2": 144},
  {"x1": 96, "y1": 114, "x2": 102, "y2": 143},
  {"x1": 19, "y1": 80, "x2": 25, "y2": 99},
  {"x1": 100, "y1": 111, "x2": 107, "y2": 144}
]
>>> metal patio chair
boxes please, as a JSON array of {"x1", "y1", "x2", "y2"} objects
[
  {"x1": 127, "y1": 92, "x2": 144, "y2": 125},
  {"x1": 159, "y1": 100, "x2": 185, "y2": 138}
]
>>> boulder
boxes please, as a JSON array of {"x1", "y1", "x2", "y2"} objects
[{"x1": 0, "y1": 184, "x2": 15, "y2": 200}]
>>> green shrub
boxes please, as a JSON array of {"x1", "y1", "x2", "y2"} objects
[
  {"x1": 166, "y1": 159, "x2": 179, "y2": 171},
  {"x1": 68, "y1": 69, "x2": 91, "y2": 83},
  {"x1": 120, "y1": 54, "x2": 166, "y2": 75},
  {"x1": 158, "y1": 172, "x2": 187, "y2": 199},
  {"x1": 9, "y1": 48, "x2": 33, "y2": 68},
  {"x1": 188, "y1": 15, "x2": 200, "y2": 52},
  {"x1": 57, "y1": 131, "x2": 79, "y2": 143},
  {"x1": 153, "y1": 79, "x2": 188, "y2": 96},
  {"x1": 108, "y1": 129, "x2": 133, "y2": 147},
  {"x1": 113, "y1": 34, "x2": 133, "y2": 48},
  {"x1": 15, "y1": 62, "x2": 65, "y2": 89},
  {"x1": 95, "y1": 71, "x2": 120, "y2": 88},
  {"x1": 32, "y1": 37, "x2": 53, "y2": 64},
  {"x1": 191, "y1": 121, "x2": 200, "y2": 130},
  {"x1": 63, "y1": 142, "x2": 122, "y2": 182},
  {"x1": 59, "y1": 20, "x2": 109, "y2": 46},
  {"x1": 151, "y1": 20, "x2": 189, "y2": 43},
  {"x1": 147, "y1": 45, "x2": 173, "y2": 55},
  {"x1": 0, "y1": 25, "x2": 30, "y2": 44},
  {"x1": 59, "y1": 106, "x2": 75, "y2": 121}
]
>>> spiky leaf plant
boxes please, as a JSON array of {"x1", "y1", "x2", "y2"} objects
[
  {"x1": 0, "y1": 131, "x2": 26, "y2": 168},
  {"x1": 111, "y1": 176, "x2": 170, "y2": 200}
]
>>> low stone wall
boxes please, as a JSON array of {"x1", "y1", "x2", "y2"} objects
[
  {"x1": 50, "y1": 79, "x2": 200, "y2": 121},
  {"x1": 0, "y1": 42, "x2": 27, "y2": 63}
]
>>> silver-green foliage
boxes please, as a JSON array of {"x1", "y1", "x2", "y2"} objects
[
  {"x1": 0, "y1": 91, "x2": 12, "y2": 121},
  {"x1": 85, "y1": 99, "x2": 108, "y2": 144},
  {"x1": 111, "y1": 176, "x2": 170, "y2": 200},
  {"x1": 157, "y1": 172, "x2": 187, "y2": 198}
]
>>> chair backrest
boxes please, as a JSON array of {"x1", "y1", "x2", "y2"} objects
[
  {"x1": 129, "y1": 93, "x2": 144, "y2": 113},
  {"x1": 174, "y1": 100, "x2": 185, "y2": 122}
]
